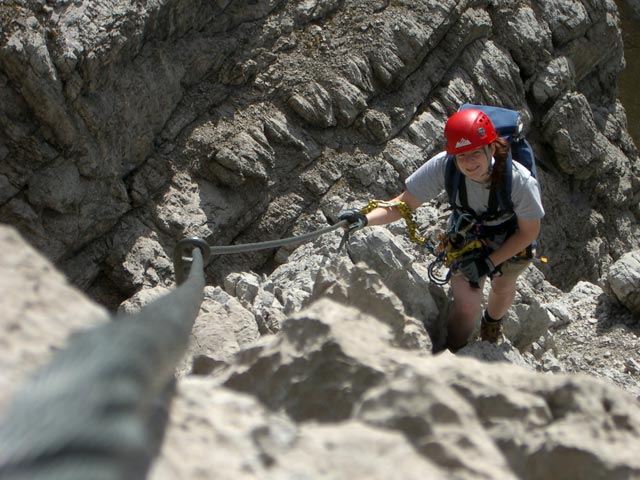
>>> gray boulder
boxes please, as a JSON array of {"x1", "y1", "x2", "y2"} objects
[{"x1": 606, "y1": 249, "x2": 640, "y2": 315}]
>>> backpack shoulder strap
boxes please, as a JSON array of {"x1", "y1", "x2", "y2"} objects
[
  {"x1": 484, "y1": 152, "x2": 514, "y2": 219},
  {"x1": 501, "y1": 150, "x2": 514, "y2": 212},
  {"x1": 444, "y1": 154, "x2": 459, "y2": 207},
  {"x1": 445, "y1": 155, "x2": 480, "y2": 217}
]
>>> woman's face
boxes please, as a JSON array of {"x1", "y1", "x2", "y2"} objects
[{"x1": 455, "y1": 144, "x2": 495, "y2": 183}]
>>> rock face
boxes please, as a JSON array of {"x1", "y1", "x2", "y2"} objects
[
  {"x1": 625, "y1": 0, "x2": 640, "y2": 17},
  {"x1": 1, "y1": 0, "x2": 639, "y2": 305},
  {"x1": 2, "y1": 0, "x2": 640, "y2": 478}
]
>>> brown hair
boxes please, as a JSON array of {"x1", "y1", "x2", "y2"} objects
[{"x1": 489, "y1": 137, "x2": 511, "y2": 191}]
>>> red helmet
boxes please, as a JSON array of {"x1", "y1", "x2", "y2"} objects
[{"x1": 444, "y1": 109, "x2": 498, "y2": 155}]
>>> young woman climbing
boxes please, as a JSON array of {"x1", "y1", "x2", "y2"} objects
[{"x1": 339, "y1": 108, "x2": 545, "y2": 351}]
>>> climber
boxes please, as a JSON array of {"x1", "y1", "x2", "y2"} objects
[{"x1": 339, "y1": 107, "x2": 544, "y2": 351}]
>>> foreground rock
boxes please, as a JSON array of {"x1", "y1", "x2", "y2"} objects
[
  {"x1": 153, "y1": 299, "x2": 640, "y2": 480},
  {"x1": 2, "y1": 224, "x2": 640, "y2": 479},
  {"x1": 0, "y1": 225, "x2": 108, "y2": 411}
]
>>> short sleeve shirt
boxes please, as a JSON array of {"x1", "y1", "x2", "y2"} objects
[{"x1": 405, "y1": 151, "x2": 545, "y2": 225}]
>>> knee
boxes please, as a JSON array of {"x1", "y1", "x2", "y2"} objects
[
  {"x1": 450, "y1": 298, "x2": 481, "y2": 323},
  {"x1": 450, "y1": 277, "x2": 483, "y2": 319},
  {"x1": 490, "y1": 278, "x2": 517, "y2": 298},
  {"x1": 452, "y1": 300, "x2": 480, "y2": 319}
]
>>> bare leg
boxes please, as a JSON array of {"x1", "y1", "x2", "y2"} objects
[
  {"x1": 447, "y1": 274, "x2": 484, "y2": 349},
  {"x1": 486, "y1": 274, "x2": 518, "y2": 319}
]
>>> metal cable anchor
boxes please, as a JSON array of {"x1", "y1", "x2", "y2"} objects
[{"x1": 173, "y1": 237, "x2": 211, "y2": 285}]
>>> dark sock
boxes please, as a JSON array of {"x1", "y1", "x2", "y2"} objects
[{"x1": 483, "y1": 310, "x2": 501, "y2": 323}]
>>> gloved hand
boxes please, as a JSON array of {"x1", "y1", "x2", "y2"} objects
[
  {"x1": 457, "y1": 255, "x2": 495, "y2": 285},
  {"x1": 338, "y1": 209, "x2": 368, "y2": 232}
]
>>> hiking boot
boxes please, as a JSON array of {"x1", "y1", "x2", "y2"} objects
[{"x1": 481, "y1": 311, "x2": 502, "y2": 343}]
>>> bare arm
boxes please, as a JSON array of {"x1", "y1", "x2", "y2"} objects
[
  {"x1": 365, "y1": 190, "x2": 424, "y2": 226},
  {"x1": 487, "y1": 217, "x2": 541, "y2": 267}
]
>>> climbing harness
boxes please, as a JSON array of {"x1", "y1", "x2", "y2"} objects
[
  {"x1": 427, "y1": 212, "x2": 491, "y2": 286},
  {"x1": 355, "y1": 200, "x2": 489, "y2": 286}
]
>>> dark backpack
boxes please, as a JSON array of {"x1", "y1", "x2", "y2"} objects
[{"x1": 444, "y1": 104, "x2": 539, "y2": 222}]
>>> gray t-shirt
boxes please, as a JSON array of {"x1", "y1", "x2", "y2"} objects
[{"x1": 405, "y1": 151, "x2": 545, "y2": 226}]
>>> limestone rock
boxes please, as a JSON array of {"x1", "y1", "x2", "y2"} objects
[
  {"x1": 176, "y1": 286, "x2": 260, "y2": 376},
  {"x1": 3, "y1": 220, "x2": 640, "y2": 478},
  {"x1": 265, "y1": 421, "x2": 448, "y2": 480},
  {"x1": 118, "y1": 285, "x2": 171, "y2": 315},
  {"x1": 2, "y1": 1, "x2": 640, "y2": 477},
  {"x1": 430, "y1": 355, "x2": 640, "y2": 480},
  {"x1": 606, "y1": 249, "x2": 640, "y2": 314},
  {"x1": 222, "y1": 298, "x2": 418, "y2": 422},
  {"x1": 355, "y1": 359, "x2": 517, "y2": 479},
  {"x1": 1, "y1": 0, "x2": 637, "y2": 296},
  {"x1": 150, "y1": 377, "x2": 296, "y2": 480},
  {"x1": 0, "y1": 225, "x2": 108, "y2": 412}
]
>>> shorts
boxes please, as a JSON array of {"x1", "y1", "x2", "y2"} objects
[
  {"x1": 451, "y1": 257, "x2": 530, "y2": 285},
  {"x1": 496, "y1": 257, "x2": 531, "y2": 279}
]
